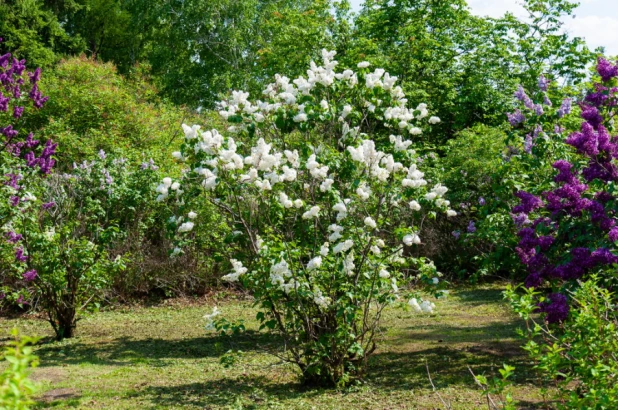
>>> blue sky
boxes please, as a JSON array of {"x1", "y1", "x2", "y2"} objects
[{"x1": 349, "y1": 0, "x2": 618, "y2": 55}]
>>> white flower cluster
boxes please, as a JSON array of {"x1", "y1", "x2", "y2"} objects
[
  {"x1": 270, "y1": 259, "x2": 292, "y2": 287},
  {"x1": 347, "y1": 140, "x2": 404, "y2": 182},
  {"x1": 403, "y1": 233, "x2": 421, "y2": 246},
  {"x1": 178, "y1": 221, "x2": 194, "y2": 233},
  {"x1": 155, "y1": 177, "x2": 181, "y2": 202},
  {"x1": 408, "y1": 298, "x2": 436, "y2": 314},
  {"x1": 222, "y1": 259, "x2": 248, "y2": 282},
  {"x1": 302, "y1": 205, "x2": 321, "y2": 219},
  {"x1": 425, "y1": 184, "x2": 457, "y2": 217},
  {"x1": 313, "y1": 289, "x2": 331, "y2": 309},
  {"x1": 213, "y1": 49, "x2": 439, "y2": 140},
  {"x1": 203, "y1": 306, "x2": 220, "y2": 330},
  {"x1": 307, "y1": 256, "x2": 322, "y2": 271}
]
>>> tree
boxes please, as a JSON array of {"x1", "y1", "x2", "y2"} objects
[{"x1": 0, "y1": 0, "x2": 84, "y2": 67}]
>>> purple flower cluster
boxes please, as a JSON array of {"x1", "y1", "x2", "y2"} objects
[
  {"x1": 141, "y1": 158, "x2": 159, "y2": 171},
  {"x1": 1, "y1": 48, "x2": 55, "y2": 173},
  {"x1": 15, "y1": 247, "x2": 28, "y2": 262},
  {"x1": 513, "y1": 191, "x2": 543, "y2": 214},
  {"x1": 5, "y1": 231, "x2": 22, "y2": 243},
  {"x1": 507, "y1": 109, "x2": 525, "y2": 126},
  {"x1": 557, "y1": 98, "x2": 571, "y2": 118},
  {"x1": 1, "y1": 41, "x2": 47, "y2": 296},
  {"x1": 467, "y1": 220, "x2": 476, "y2": 233},
  {"x1": 515, "y1": 85, "x2": 535, "y2": 110},
  {"x1": 22, "y1": 269, "x2": 37, "y2": 282},
  {"x1": 538, "y1": 75, "x2": 549, "y2": 92},
  {"x1": 538, "y1": 293, "x2": 569, "y2": 323},
  {"x1": 596, "y1": 57, "x2": 618, "y2": 82}
]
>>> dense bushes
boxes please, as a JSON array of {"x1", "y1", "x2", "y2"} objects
[
  {"x1": 21, "y1": 56, "x2": 201, "y2": 168},
  {"x1": 0, "y1": 0, "x2": 616, "y2": 401},
  {"x1": 499, "y1": 59, "x2": 618, "y2": 408}
]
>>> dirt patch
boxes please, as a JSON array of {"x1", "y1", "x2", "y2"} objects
[
  {"x1": 40, "y1": 387, "x2": 80, "y2": 402},
  {"x1": 31, "y1": 367, "x2": 67, "y2": 383}
]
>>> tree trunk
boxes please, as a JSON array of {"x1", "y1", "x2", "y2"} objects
[{"x1": 53, "y1": 308, "x2": 77, "y2": 341}]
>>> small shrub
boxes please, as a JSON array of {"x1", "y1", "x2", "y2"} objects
[
  {"x1": 507, "y1": 279, "x2": 618, "y2": 409},
  {"x1": 0, "y1": 329, "x2": 39, "y2": 410}
]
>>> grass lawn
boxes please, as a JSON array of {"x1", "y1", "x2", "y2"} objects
[{"x1": 0, "y1": 283, "x2": 551, "y2": 409}]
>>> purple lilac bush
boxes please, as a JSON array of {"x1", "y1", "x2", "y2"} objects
[
  {"x1": 512, "y1": 58, "x2": 618, "y2": 323},
  {"x1": 1, "y1": 38, "x2": 56, "y2": 302},
  {"x1": 1, "y1": 40, "x2": 55, "y2": 170}
]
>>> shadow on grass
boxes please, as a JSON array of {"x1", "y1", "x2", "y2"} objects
[
  {"x1": 454, "y1": 287, "x2": 507, "y2": 302},
  {"x1": 36, "y1": 330, "x2": 283, "y2": 368},
  {"x1": 392, "y1": 320, "x2": 525, "y2": 346},
  {"x1": 127, "y1": 344, "x2": 545, "y2": 410},
  {"x1": 367, "y1": 345, "x2": 533, "y2": 391},
  {"x1": 125, "y1": 376, "x2": 314, "y2": 409}
]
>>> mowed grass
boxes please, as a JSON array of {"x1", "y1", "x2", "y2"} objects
[{"x1": 0, "y1": 284, "x2": 551, "y2": 409}]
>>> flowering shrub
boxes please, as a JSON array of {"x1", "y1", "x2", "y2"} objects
[
  {"x1": 0, "y1": 39, "x2": 55, "y2": 171},
  {"x1": 0, "y1": 39, "x2": 56, "y2": 307},
  {"x1": 1, "y1": 152, "x2": 160, "y2": 340},
  {"x1": 509, "y1": 59, "x2": 618, "y2": 322},
  {"x1": 157, "y1": 50, "x2": 453, "y2": 385}
]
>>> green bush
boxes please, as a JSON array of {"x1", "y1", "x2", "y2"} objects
[
  {"x1": 21, "y1": 56, "x2": 207, "y2": 169},
  {"x1": 430, "y1": 125, "x2": 523, "y2": 279},
  {"x1": 0, "y1": 329, "x2": 39, "y2": 410},
  {"x1": 507, "y1": 279, "x2": 618, "y2": 409}
]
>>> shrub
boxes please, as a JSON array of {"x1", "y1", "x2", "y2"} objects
[
  {"x1": 157, "y1": 51, "x2": 453, "y2": 386},
  {"x1": 505, "y1": 57, "x2": 618, "y2": 410},
  {"x1": 0, "y1": 329, "x2": 39, "y2": 410},
  {"x1": 507, "y1": 279, "x2": 618, "y2": 409},
  {"x1": 21, "y1": 56, "x2": 207, "y2": 169},
  {"x1": 1, "y1": 153, "x2": 160, "y2": 340},
  {"x1": 0, "y1": 38, "x2": 57, "y2": 309},
  {"x1": 431, "y1": 125, "x2": 509, "y2": 278}
]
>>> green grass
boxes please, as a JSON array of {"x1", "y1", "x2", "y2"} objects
[{"x1": 0, "y1": 284, "x2": 551, "y2": 409}]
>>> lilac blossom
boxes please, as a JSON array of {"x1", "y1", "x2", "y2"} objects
[
  {"x1": 538, "y1": 75, "x2": 549, "y2": 92},
  {"x1": 467, "y1": 221, "x2": 476, "y2": 233},
  {"x1": 15, "y1": 247, "x2": 28, "y2": 262},
  {"x1": 5, "y1": 231, "x2": 23, "y2": 243},
  {"x1": 507, "y1": 110, "x2": 525, "y2": 126},
  {"x1": 557, "y1": 98, "x2": 572, "y2": 118},
  {"x1": 22, "y1": 269, "x2": 37, "y2": 281},
  {"x1": 596, "y1": 57, "x2": 618, "y2": 82},
  {"x1": 523, "y1": 134, "x2": 533, "y2": 153},
  {"x1": 538, "y1": 293, "x2": 569, "y2": 323},
  {"x1": 511, "y1": 58, "x2": 618, "y2": 318}
]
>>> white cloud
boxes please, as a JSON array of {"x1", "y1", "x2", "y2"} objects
[
  {"x1": 564, "y1": 15, "x2": 618, "y2": 55},
  {"x1": 466, "y1": 0, "x2": 525, "y2": 18}
]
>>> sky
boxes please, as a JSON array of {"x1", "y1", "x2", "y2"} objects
[{"x1": 349, "y1": 0, "x2": 618, "y2": 56}]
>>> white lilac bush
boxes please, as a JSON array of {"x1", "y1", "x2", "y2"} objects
[{"x1": 157, "y1": 50, "x2": 454, "y2": 385}]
